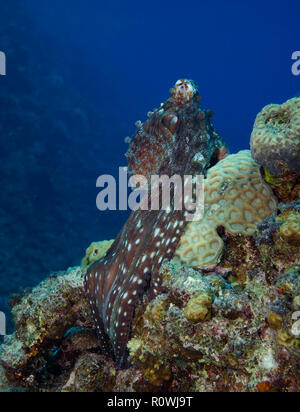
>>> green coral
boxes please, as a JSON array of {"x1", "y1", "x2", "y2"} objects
[
  {"x1": 81, "y1": 240, "x2": 114, "y2": 268},
  {"x1": 264, "y1": 167, "x2": 300, "y2": 203}
]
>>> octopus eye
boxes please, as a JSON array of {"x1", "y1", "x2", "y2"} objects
[{"x1": 175, "y1": 79, "x2": 184, "y2": 87}]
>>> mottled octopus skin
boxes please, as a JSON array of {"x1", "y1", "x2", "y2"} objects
[{"x1": 85, "y1": 79, "x2": 226, "y2": 368}]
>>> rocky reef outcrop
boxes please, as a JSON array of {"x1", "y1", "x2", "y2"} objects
[
  {"x1": 0, "y1": 253, "x2": 299, "y2": 391},
  {"x1": 0, "y1": 199, "x2": 299, "y2": 391},
  {"x1": 0, "y1": 92, "x2": 299, "y2": 392},
  {"x1": 128, "y1": 262, "x2": 300, "y2": 391},
  {"x1": 250, "y1": 97, "x2": 300, "y2": 177},
  {"x1": 250, "y1": 97, "x2": 300, "y2": 203}
]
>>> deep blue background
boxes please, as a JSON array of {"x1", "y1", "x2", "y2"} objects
[
  {"x1": 0, "y1": 0, "x2": 299, "y2": 318},
  {"x1": 23, "y1": 0, "x2": 300, "y2": 152}
]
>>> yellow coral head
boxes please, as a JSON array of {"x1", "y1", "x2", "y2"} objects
[{"x1": 171, "y1": 79, "x2": 198, "y2": 104}]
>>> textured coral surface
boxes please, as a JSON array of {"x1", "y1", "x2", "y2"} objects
[
  {"x1": 81, "y1": 240, "x2": 114, "y2": 268},
  {"x1": 175, "y1": 151, "x2": 277, "y2": 268},
  {"x1": 250, "y1": 97, "x2": 300, "y2": 176},
  {"x1": 0, "y1": 267, "x2": 92, "y2": 389},
  {"x1": 255, "y1": 202, "x2": 300, "y2": 281},
  {"x1": 0, "y1": 257, "x2": 299, "y2": 392},
  {"x1": 128, "y1": 263, "x2": 300, "y2": 391}
]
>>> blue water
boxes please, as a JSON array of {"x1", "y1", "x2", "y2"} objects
[{"x1": 0, "y1": 0, "x2": 299, "y2": 322}]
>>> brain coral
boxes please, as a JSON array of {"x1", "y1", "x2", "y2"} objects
[
  {"x1": 250, "y1": 97, "x2": 300, "y2": 176},
  {"x1": 175, "y1": 150, "x2": 277, "y2": 268}
]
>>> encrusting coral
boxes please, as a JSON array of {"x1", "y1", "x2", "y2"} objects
[
  {"x1": 263, "y1": 167, "x2": 300, "y2": 203},
  {"x1": 81, "y1": 240, "x2": 114, "y2": 268},
  {"x1": 183, "y1": 293, "x2": 213, "y2": 323},
  {"x1": 0, "y1": 267, "x2": 93, "y2": 389},
  {"x1": 279, "y1": 204, "x2": 300, "y2": 246},
  {"x1": 250, "y1": 97, "x2": 300, "y2": 177},
  {"x1": 175, "y1": 150, "x2": 277, "y2": 269},
  {"x1": 0, "y1": 365, "x2": 10, "y2": 392},
  {"x1": 1, "y1": 259, "x2": 299, "y2": 392},
  {"x1": 255, "y1": 202, "x2": 300, "y2": 280},
  {"x1": 127, "y1": 262, "x2": 300, "y2": 390}
]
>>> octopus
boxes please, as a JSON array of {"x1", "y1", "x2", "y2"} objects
[{"x1": 85, "y1": 79, "x2": 227, "y2": 368}]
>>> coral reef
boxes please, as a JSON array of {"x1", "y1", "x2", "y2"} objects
[
  {"x1": 279, "y1": 204, "x2": 300, "y2": 245},
  {"x1": 175, "y1": 150, "x2": 277, "y2": 269},
  {"x1": 250, "y1": 98, "x2": 300, "y2": 177},
  {"x1": 60, "y1": 353, "x2": 116, "y2": 392},
  {"x1": 0, "y1": 267, "x2": 92, "y2": 389},
  {"x1": 183, "y1": 293, "x2": 213, "y2": 323},
  {"x1": 263, "y1": 167, "x2": 300, "y2": 203},
  {"x1": 1, "y1": 83, "x2": 299, "y2": 392},
  {"x1": 81, "y1": 240, "x2": 114, "y2": 268},
  {"x1": 0, "y1": 365, "x2": 10, "y2": 392},
  {"x1": 250, "y1": 97, "x2": 300, "y2": 203},
  {"x1": 127, "y1": 263, "x2": 300, "y2": 391},
  {"x1": 1, "y1": 256, "x2": 298, "y2": 392},
  {"x1": 255, "y1": 202, "x2": 300, "y2": 280},
  {"x1": 250, "y1": 97, "x2": 300, "y2": 177}
]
